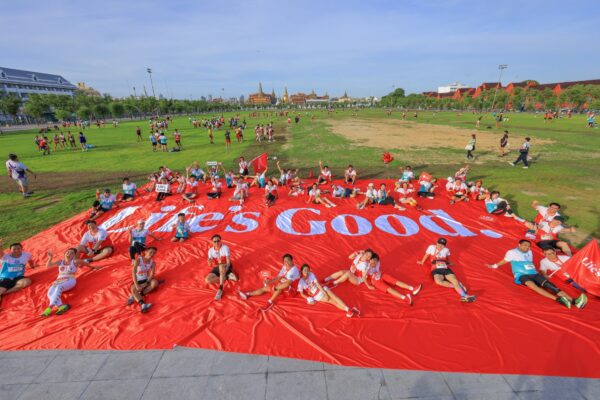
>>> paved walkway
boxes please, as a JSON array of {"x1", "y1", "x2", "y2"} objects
[{"x1": 1, "y1": 348, "x2": 597, "y2": 400}]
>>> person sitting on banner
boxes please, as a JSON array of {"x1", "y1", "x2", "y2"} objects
[
  {"x1": 307, "y1": 183, "x2": 337, "y2": 208},
  {"x1": 485, "y1": 191, "x2": 521, "y2": 220},
  {"x1": 288, "y1": 185, "x2": 305, "y2": 197},
  {"x1": 155, "y1": 177, "x2": 172, "y2": 202},
  {"x1": 41, "y1": 248, "x2": 95, "y2": 317},
  {"x1": 145, "y1": 172, "x2": 159, "y2": 193},
  {"x1": 90, "y1": 188, "x2": 119, "y2": 221},
  {"x1": 417, "y1": 176, "x2": 437, "y2": 199},
  {"x1": 264, "y1": 178, "x2": 278, "y2": 207},
  {"x1": 344, "y1": 165, "x2": 357, "y2": 185},
  {"x1": 207, "y1": 176, "x2": 223, "y2": 199},
  {"x1": 540, "y1": 248, "x2": 587, "y2": 295},
  {"x1": 77, "y1": 220, "x2": 113, "y2": 262},
  {"x1": 182, "y1": 168, "x2": 199, "y2": 203},
  {"x1": 175, "y1": 171, "x2": 187, "y2": 194},
  {"x1": 454, "y1": 164, "x2": 470, "y2": 183},
  {"x1": 276, "y1": 160, "x2": 299, "y2": 186},
  {"x1": 417, "y1": 238, "x2": 476, "y2": 303},
  {"x1": 129, "y1": 219, "x2": 162, "y2": 264},
  {"x1": 399, "y1": 165, "x2": 414, "y2": 182},
  {"x1": 331, "y1": 183, "x2": 358, "y2": 199},
  {"x1": 395, "y1": 181, "x2": 416, "y2": 209},
  {"x1": 159, "y1": 166, "x2": 175, "y2": 183},
  {"x1": 317, "y1": 161, "x2": 332, "y2": 185},
  {"x1": 118, "y1": 177, "x2": 138, "y2": 202},
  {"x1": 356, "y1": 182, "x2": 377, "y2": 209},
  {"x1": 238, "y1": 254, "x2": 300, "y2": 310},
  {"x1": 531, "y1": 200, "x2": 561, "y2": 224},
  {"x1": 230, "y1": 177, "x2": 248, "y2": 204},
  {"x1": 205, "y1": 234, "x2": 237, "y2": 301},
  {"x1": 486, "y1": 239, "x2": 587, "y2": 309},
  {"x1": 533, "y1": 217, "x2": 575, "y2": 256},
  {"x1": 189, "y1": 161, "x2": 206, "y2": 183},
  {"x1": 323, "y1": 249, "x2": 374, "y2": 289},
  {"x1": 298, "y1": 264, "x2": 359, "y2": 318},
  {"x1": 469, "y1": 179, "x2": 488, "y2": 201},
  {"x1": 171, "y1": 213, "x2": 191, "y2": 243},
  {"x1": 250, "y1": 166, "x2": 268, "y2": 188},
  {"x1": 225, "y1": 169, "x2": 236, "y2": 188},
  {"x1": 238, "y1": 157, "x2": 249, "y2": 176},
  {"x1": 447, "y1": 178, "x2": 469, "y2": 204},
  {"x1": 366, "y1": 253, "x2": 421, "y2": 305},
  {"x1": 126, "y1": 246, "x2": 159, "y2": 313},
  {"x1": 0, "y1": 241, "x2": 36, "y2": 304},
  {"x1": 377, "y1": 183, "x2": 406, "y2": 210}
]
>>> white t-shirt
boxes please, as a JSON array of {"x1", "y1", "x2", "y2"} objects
[
  {"x1": 309, "y1": 188, "x2": 321, "y2": 198},
  {"x1": 503, "y1": 248, "x2": 533, "y2": 263},
  {"x1": 535, "y1": 205, "x2": 560, "y2": 222},
  {"x1": 98, "y1": 194, "x2": 117, "y2": 209},
  {"x1": 208, "y1": 244, "x2": 230, "y2": 265},
  {"x1": 320, "y1": 169, "x2": 332, "y2": 179},
  {"x1": 185, "y1": 180, "x2": 198, "y2": 192},
  {"x1": 346, "y1": 169, "x2": 356, "y2": 177},
  {"x1": 265, "y1": 183, "x2": 277, "y2": 194},
  {"x1": 352, "y1": 254, "x2": 370, "y2": 277},
  {"x1": 297, "y1": 272, "x2": 321, "y2": 297},
  {"x1": 365, "y1": 188, "x2": 377, "y2": 199},
  {"x1": 277, "y1": 265, "x2": 300, "y2": 282},
  {"x1": 540, "y1": 255, "x2": 570, "y2": 274},
  {"x1": 425, "y1": 245, "x2": 451, "y2": 268},
  {"x1": 80, "y1": 228, "x2": 109, "y2": 246},
  {"x1": 5, "y1": 160, "x2": 27, "y2": 180},
  {"x1": 122, "y1": 183, "x2": 137, "y2": 196}
]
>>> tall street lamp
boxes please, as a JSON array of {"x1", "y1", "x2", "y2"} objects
[{"x1": 490, "y1": 64, "x2": 508, "y2": 111}]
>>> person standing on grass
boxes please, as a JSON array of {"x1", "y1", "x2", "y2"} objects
[
  {"x1": 5, "y1": 154, "x2": 36, "y2": 198},
  {"x1": 465, "y1": 134, "x2": 476, "y2": 160},
  {"x1": 158, "y1": 132, "x2": 168, "y2": 152},
  {"x1": 510, "y1": 137, "x2": 531, "y2": 169},
  {"x1": 67, "y1": 132, "x2": 77, "y2": 150},
  {"x1": 78, "y1": 132, "x2": 88, "y2": 151},
  {"x1": 499, "y1": 131, "x2": 509, "y2": 157},
  {"x1": 224, "y1": 130, "x2": 231, "y2": 151},
  {"x1": 173, "y1": 129, "x2": 182, "y2": 149},
  {"x1": 136, "y1": 126, "x2": 142, "y2": 142}
]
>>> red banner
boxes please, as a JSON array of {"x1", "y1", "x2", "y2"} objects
[
  {"x1": 0, "y1": 179, "x2": 598, "y2": 378},
  {"x1": 562, "y1": 240, "x2": 600, "y2": 296},
  {"x1": 251, "y1": 153, "x2": 268, "y2": 174}
]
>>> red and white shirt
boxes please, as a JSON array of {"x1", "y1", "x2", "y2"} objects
[
  {"x1": 297, "y1": 272, "x2": 322, "y2": 297},
  {"x1": 448, "y1": 182, "x2": 467, "y2": 196},
  {"x1": 540, "y1": 255, "x2": 570, "y2": 275},
  {"x1": 277, "y1": 264, "x2": 300, "y2": 283},
  {"x1": 534, "y1": 205, "x2": 560, "y2": 224},
  {"x1": 425, "y1": 245, "x2": 450, "y2": 270},
  {"x1": 208, "y1": 244, "x2": 230, "y2": 266},
  {"x1": 80, "y1": 228, "x2": 111, "y2": 248},
  {"x1": 536, "y1": 221, "x2": 563, "y2": 241}
]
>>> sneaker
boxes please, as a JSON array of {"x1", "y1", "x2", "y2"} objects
[
  {"x1": 227, "y1": 272, "x2": 238, "y2": 281},
  {"x1": 41, "y1": 307, "x2": 53, "y2": 317},
  {"x1": 450, "y1": 200, "x2": 455, "y2": 205},
  {"x1": 214, "y1": 289, "x2": 223, "y2": 301},
  {"x1": 352, "y1": 306, "x2": 361, "y2": 316},
  {"x1": 126, "y1": 296, "x2": 134, "y2": 306},
  {"x1": 141, "y1": 303, "x2": 153, "y2": 313},
  {"x1": 509, "y1": 162, "x2": 515, "y2": 166},
  {"x1": 461, "y1": 295, "x2": 476, "y2": 303},
  {"x1": 412, "y1": 284, "x2": 422, "y2": 296},
  {"x1": 556, "y1": 296, "x2": 571, "y2": 309},
  {"x1": 405, "y1": 293, "x2": 413, "y2": 306},
  {"x1": 238, "y1": 291, "x2": 248, "y2": 300},
  {"x1": 56, "y1": 304, "x2": 71, "y2": 315},
  {"x1": 574, "y1": 293, "x2": 588, "y2": 309},
  {"x1": 345, "y1": 308, "x2": 357, "y2": 318},
  {"x1": 523, "y1": 166, "x2": 529, "y2": 169}
]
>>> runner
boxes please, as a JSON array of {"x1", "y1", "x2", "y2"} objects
[
  {"x1": 67, "y1": 132, "x2": 77, "y2": 150},
  {"x1": 149, "y1": 132, "x2": 157, "y2": 151},
  {"x1": 298, "y1": 264, "x2": 359, "y2": 318},
  {"x1": 486, "y1": 240, "x2": 587, "y2": 309},
  {"x1": 77, "y1": 220, "x2": 113, "y2": 262},
  {"x1": 540, "y1": 248, "x2": 586, "y2": 294},
  {"x1": 238, "y1": 254, "x2": 300, "y2": 309},
  {"x1": 510, "y1": 137, "x2": 531, "y2": 169},
  {"x1": 158, "y1": 131, "x2": 167, "y2": 152},
  {"x1": 323, "y1": 249, "x2": 374, "y2": 288},
  {"x1": 264, "y1": 178, "x2": 278, "y2": 207},
  {"x1": 224, "y1": 130, "x2": 231, "y2": 151},
  {"x1": 119, "y1": 177, "x2": 138, "y2": 202},
  {"x1": 0, "y1": 241, "x2": 36, "y2": 305},
  {"x1": 344, "y1": 165, "x2": 357, "y2": 185},
  {"x1": 182, "y1": 168, "x2": 199, "y2": 203},
  {"x1": 5, "y1": 154, "x2": 36, "y2": 198},
  {"x1": 307, "y1": 183, "x2": 337, "y2": 208},
  {"x1": 171, "y1": 213, "x2": 191, "y2": 242},
  {"x1": 173, "y1": 129, "x2": 182, "y2": 149},
  {"x1": 41, "y1": 248, "x2": 94, "y2": 317},
  {"x1": 317, "y1": 161, "x2": 332, "y2": 185},
  {"x1": 128, "y1": 219, "x2": 162, "y2": 263},
  {"x1": 367, "y1": 254, "x2": 421, "y2": 304},
  {"x1": 499, "y1": 131, "x2": 509, "y2": 157},
  {"x1": 39, "y1": 135, "x2": 50, "y2": 155},
  {"x1": 78, "y1": 131, "x2": 87, "y2": 151},
  {"x1": 126, "y1": 247, "x2": 159, "y2": 313},
  {"x1": 136, "y1": 126, "x2": 142, "y2": 142},
  {"x1": 417, "y1": 238, "x2": 476, "y2": 302},
  {"x1": 205, "y1": 234, "x2": 237, "y2": 301},
  {"x1": 356, "y1": 182, "x2": 377, "y2": 209}
]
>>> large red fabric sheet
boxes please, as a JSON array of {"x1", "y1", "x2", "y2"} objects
[{"x1": 1, "y1": 179, "x2": 599, "y2": 378}]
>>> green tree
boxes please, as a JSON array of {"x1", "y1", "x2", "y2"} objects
[
  {"x1": 0, "y1": 91, "x2": 22, "y2": 118},
  {"x1": 77, "y1": 106, "x2": 93, "y2": 120},
  {"x1": 93, "y1": 104, "x2": 110, "y2": 118},
  {"x1": 22, "y1": 94, "x2": 50, "y2": 119},
  {"x1": 54, "y1": 108, "x2": 72, "y2": 121},
  {"x1": 109, "y1": 102, "x2": 125, "y2": 117}
]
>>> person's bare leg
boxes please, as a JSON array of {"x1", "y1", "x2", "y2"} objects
[
  {"x1": 324, "y1": 291, "x2": 349, "y2": 312},
  {"x1": 557, "y1": 242, "x2": 572, "y2": 257},
  {"x1": 248, "y1": 286, "x2": 269, "y2": 297},
  {"x1": 142, "y1": 280, "x2": 158, "y2": 295},
  {"x1": 131, "y1": 284, "x2": 144, "y2": 303},
  {"x1": 433, "y1": 274, "x2": 455, "y2": 289},
  {"x1": 524, "y1": 281, "x2": 557, "y2": 300},
  {"x1": 90, "y1": 248, "x2": 112, "y2": 262},
  {"x1": 205, "y1": 273, "x2": 219, "y2": 285},
  {"x1": 332, "y1": 271, "x2": 351, "y2": 285},
  {"x1": 386, "y1": 287, "x2": 407, "y2": 300}
]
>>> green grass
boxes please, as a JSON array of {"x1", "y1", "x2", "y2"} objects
[{"x1": 1, "y1": 110, "x2": 598, "y2": 247}]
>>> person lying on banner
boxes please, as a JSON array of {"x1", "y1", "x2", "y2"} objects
[
  {"x1": 76, "y1": 220, "x2": 113, "y2": 263},
  {"x1": 238, "y1": 253, "x2": 300, "y2": 311},
  {"x1": 323, "y1": 249, "x2": 374, "y2": 289},
  {"x1": 205, "y1": 234, "x2": 237, "y2": 301},
  {"x1": 417, "y1": 238, "x2": 476, "y2": 303},
  {"x1": 0, "y1": 240, "x2": 36, "y2": 306},
  {"x1": 484, "y1": 191, "x2": 524, "y2": 221},
  {"x1": 486, "y1": 239, "x2": 587, "y2": 309},
  {"x1": 366, "y1": 253, "x2": 421, "y2": 305},
  {"x1": 531, "y1": 217, "x2": 576, "y2": 257},
  {"x1": 297, "y1": 264, "x2": 359, "y2": 318},
  {"x1": 540, "y1": 248, "x2": 587, "y2": 295},
  {"x1": 126, "y1": 246, "x2": 159, "y2": 313},
  {"x1": 42, "y1": 248, "x2": 95, "y2": 317}
]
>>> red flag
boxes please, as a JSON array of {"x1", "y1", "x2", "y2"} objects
[
  {"x1": 562, "y1": 240, "x2": 600, "y2": 296},
  {"x1": 251, "y1": 153, "x2": 268, "y2": 174}
]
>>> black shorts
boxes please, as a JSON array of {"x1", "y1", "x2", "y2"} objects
[
  {"x1": 0, "y1": 276, "x2": 26, "y2": 290},
  {"x1": 137, "y1": 279, "x2": 148, "y2": 285},
  {"x1": 100, "y1": 206, "x2": 112, "y2": 212},
  {"x1": 537, "y1": 240, "x2": 560, "y2": 250},
  {"x1": 241, "y1": 168, "x2": 249, "y2": 176},
  {"x1": 518, "y1": 273, "x2": 559, "y2": 294},
  {"x1": 122, "y1": 194, "x2": 134, "y2": 200},
  {"x1": 209, "y1": 264, "x2": 233, "y2": 277},
  {"x1": 92, "y1": 246, "x2": 113, "y2": 255},
  {"x1": 431, "y1": 268, "x2": 454, "y2": 278}
]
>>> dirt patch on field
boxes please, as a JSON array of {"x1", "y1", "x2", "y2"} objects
[{"x1": 327, "y1": 119, "x2": 555, "y2": 151}]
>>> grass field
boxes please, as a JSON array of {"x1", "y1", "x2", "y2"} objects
[{"x1": 1, "y1": 109, "x2": 598, "y2": 247}]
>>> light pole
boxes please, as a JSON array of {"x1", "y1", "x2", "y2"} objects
[
  {"x1": 146, "y1": 68, "x2": 156, "y2": 99},
  {"x1": 490, "y1": 64, "x2": 507, "y2": 111}
]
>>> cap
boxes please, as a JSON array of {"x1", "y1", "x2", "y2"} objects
[{"x1": 437, "y1": 238, "x2": 447, "y2": 245}]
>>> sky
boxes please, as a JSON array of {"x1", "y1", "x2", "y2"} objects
[{"x1": 1, "y1": 0, "x2": 599, "y2": 99}]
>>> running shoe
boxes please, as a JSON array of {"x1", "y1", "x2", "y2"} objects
[
  {"x1": 574, "y1": 293, "x2": 588, "y2": 309},
  {"x1": 345, "y1": 309, "x2": 357, "y2": 318},
  {"x1": 523, "y1": 166, "x2": 529, "y2": 169},
  {"x1": 352, "y1": 306, "x2": 361, "y2": 316},
  {"x1": 412, "y1": 284, "x2": 422, "y2": 296},
  {"x1": 141, "y1": 303, "x2": 153, "y2": 313},
  {"x1": 509, "y1": 162, "x2": 515, "y2": 166},
  {"x1": 56, "y1": 304, "x2": 71, "y2": 315},
  {"x1": 238, "y1": 291, "x2": 248, "y2": 300},
  {"x1": 461, "y1": 295, "x2": 476, "y2": 303},
  {"x1": 556, "y1": 296, "x2": 571, "y2": 309},
  {"x1": 126, "y1": 296, "x2": 135, "y2": 306},
  {"x1": 41, "y1": 307, "x2": 53, "y2": 317},
  {"x1": 405, "y1": 293, "x2": 413, "y2": 306},
  {"x1": 214, "y1": 289, "x2": 223, "y2": 301},
  {"x1": 227, "y1": 272, "x2": 238, "y2": 281}
]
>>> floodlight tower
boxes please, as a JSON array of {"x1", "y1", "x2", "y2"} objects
[
  {"x1": 147, "y1": 67, "x2": 156, "y2": 99},
  {"x1": 490, "y1": 64, "x2": 508, "y2": 111}
]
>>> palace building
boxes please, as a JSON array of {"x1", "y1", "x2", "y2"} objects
[{"x1": 247, "y1": 82, "x2": 275, "y2": 105}]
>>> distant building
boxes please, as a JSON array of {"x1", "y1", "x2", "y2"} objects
[
  {"x1": 282, "y1": 86, "x2": 289, "y2": 104},
  {"x1": 77, "y1": 82, "x2": 101, "y2": 97},
  {"x1": 437, "y1": 82, "x2": 469, "y2": 94},
  {"x1": 0, "y1": 66, "x2": 77, "y2": 100},
  {"x1": 248, "y1": 82, "x2": 275, "y2": 105},
  {"x1": 290, "y1": 89, "x2": 329, "y2": 105}
]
